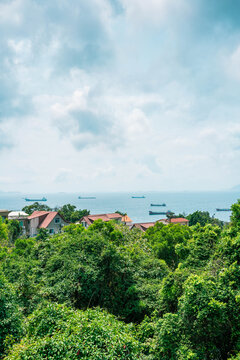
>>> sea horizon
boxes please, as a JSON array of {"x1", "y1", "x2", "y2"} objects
[{"x1": 1, "y1": 190, "x2": 239, "y2": 224}]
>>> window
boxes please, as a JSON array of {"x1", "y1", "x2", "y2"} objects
[
  {"x1": 55, "y1": 218, "x2": 60, "y2": 224},
  {"x1": 49, "y1": 229, "x2": 54, "y2": 234}
]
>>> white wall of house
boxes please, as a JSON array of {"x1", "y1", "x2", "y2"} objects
[
  {"x1": 46, "y1": 216, "x2": 68, "y2": 234},
  {"x1": 29, "y1": 218, "x2": 40, "y2": 237},
  {"x1": 81, "y1": 220, "x2": 88, "y2": 228}
]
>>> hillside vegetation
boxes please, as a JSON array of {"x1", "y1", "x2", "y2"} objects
[{"x1": 1, "y1": 202, "x2": 240, "y2": 359}]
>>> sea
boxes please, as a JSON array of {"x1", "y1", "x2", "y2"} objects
[{"x1": 0, "y1": 191, "x2": 239, "y2": 223}]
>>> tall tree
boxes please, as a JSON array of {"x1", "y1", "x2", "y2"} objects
[
  {"x1": 57, "y1": 204, "x2": 89, "y2": 223},
  {"x1": 22, "y1": 202, "x2": 51, "y2": 215}
]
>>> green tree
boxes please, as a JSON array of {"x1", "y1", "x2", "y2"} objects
[
  {"x1": 63, "y1": 223, "x2": 85, "y2": 235},
  {"x1": 153, "y1": 313, "x2": 181, "y2": 360},
  {"x1": 6, "y1": 304, "x2": 141, "y2": 360},
  {"x1": 158, "y1": 268, "x2": 190, "y2": 314},
  {"x1": 182, "y1": 224, "x2": 221, "y2": 268},
  {"x1": 36, "y1": 228, "x2": 49, "y2": 241},
  {"x1": 22, "y1": 202, "x2": 51, "y2": 215},
  {"x1": 145, "y1": 222, "x2": 192, "y2": 269},
  {"x1": 0, "y1": 217, "x2": 8, "y2": 245},
  {"x1": 231, "y1": 199, "x2": 240, "y2": 230},
  {"x1": 187, "y1": 210, "x2": 223, "y2": 227},
  {"x1": 115, "y1": 210, "x2": 127, "y2": 216},
  {"x1": 177, "y1": 274, "x2": 235, "y2": 359},
  {"x1": 57, "y1": 204, "x2": 89, "y2": 223},
  {"x1": 0, "y1": 272, "x2": 23, "y2": 355},
  {"x1": 37, "y1": 230, "x2": 141, "y2": 321},
  {"x1": 6, "y1": 220, "x2": 22, "y2": 244}
]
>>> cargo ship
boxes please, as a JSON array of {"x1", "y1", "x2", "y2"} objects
[
  {"x1": 78, "y1": 196, "x2": 96, "y2": 199},
  {"x1": 216, "y1": 208, "x2": 231, "y2": 211},
  {"x1": 25, "y1": 197, "x2": 47, "y2": 202},
  {"x1": 149, "y1": 211, "x2": 167, "y2": 215},
  {"x1": 150, "y1": 203, "x2": 166, "y2": 207}
]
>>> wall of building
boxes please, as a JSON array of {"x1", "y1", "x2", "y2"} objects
[
  {"x1": 46, "y1": 216, "x2": 68, "y2": 234},
  {"x1": 29, "y1": 218, "x2": 40, "y2": 237}
]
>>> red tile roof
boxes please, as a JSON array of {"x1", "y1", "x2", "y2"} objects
[
  {"x1": 132, "y1": 222, "x2": 155, "y2": 231},
  {"x1": 39, "y1": 212, "x2": 58, "y2": 228},
  {"x1": 28, "y1": 211, "x2": 67, "y2": 229},
  {"x1": 169, "y1": 218, "x2": 189, "y2": 223},
  {"x1": 107, "y1": 213, "x2": 123, "y2": 219},
  {"x1": 28, "y1": 211, "x2": 50, "y2": 219},
  {"x1": 80, "y1": 213, "x2": 123, "y2": 225}
]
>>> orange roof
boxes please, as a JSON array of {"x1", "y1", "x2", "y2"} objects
[
  {"x1": 107, "y1": 213, "x2": 123, "y2": 219},
  {"x1": 132, "y1": 222, "x2": 155, "y2": 231},
  {"x1": 39, "y1": 212, "x2": 58, "y2": 228},
  {"x1": 28, "y1": 211, "x2": 67, "y2": 228},
  {"x1": 81, "y1": 213, "x2": 123, "y2": 225},
  {"x1": 169, "y1": 218, "x2": 189, "y2": 223},
  {"x1": 122, "y1": 215, "x2": 132, "y2": 223},
  {"x1": 88, "y1": 214, "x2": 110, "y2": 221},
  {"x1": 28, "y1": 211, "x2": 50, "y2": 219}
]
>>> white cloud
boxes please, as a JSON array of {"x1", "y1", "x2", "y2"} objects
[
  {"x1": 226, "y1": 45, "x2": 240, "y2": 81},
  {"x1": 0, "y1": 0, "x2": 240, "y2": 192},
  {"x1": 0, "y1": 0, "x2": 23, "y2": 25},
  {"x1": 121, "y1": 0, "x2": 190, "y2": 26}
]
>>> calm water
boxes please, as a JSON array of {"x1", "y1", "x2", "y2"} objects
[{"x1": 0, "y1": 191, "x2": 239, "y2": 223}]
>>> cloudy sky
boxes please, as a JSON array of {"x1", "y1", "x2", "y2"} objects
[{"x1": 0, "y1": 0, "x2": 240, "y2": 192}]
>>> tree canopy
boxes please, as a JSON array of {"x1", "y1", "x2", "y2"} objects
[
  {"x1": 22, "y1": 202, "x2": 51, "y2": 215},
  {"x1": 1, "y1": 201, "x2": 240, "y2": 359},
  {"x1": 56, "y1": 203, "x2": 89, "y2": 223}
]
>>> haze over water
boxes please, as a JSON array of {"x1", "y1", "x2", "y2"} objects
[{"x1": 1, "y1": 191, "x2": 239, "y2": 223}]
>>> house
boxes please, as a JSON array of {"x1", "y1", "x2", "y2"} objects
[
  {"x1": 80, "y1": 213, "x2": 124, "y2": 228},
  {"x1": 131, "y1": 222, "x2": 156, "y2": 232},
  {"x1": 8, "y1": 211, "x2": 29, "y2": 234},
  {"x1": 28, "y1": 211, "x2": 68, "y2": 237},
  {"x1": 0, "y1": 210, "x2": 11, "y2": 221},
  {"x1": 8, "y1": 211, "x2": 28, "y2": 219},
  {"x1": 131, "y1": 217, "x2": 189, "y2": 232},
  {"x1": 121, "y1": 215, "x2": 132, "y2": 226}
]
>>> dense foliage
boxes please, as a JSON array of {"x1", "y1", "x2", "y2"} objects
[
  {"x1": 5, "y1": 304, "x2": 140, "y2": 360},
  {"x1": 22, "y1": 202, "x2": 51, "y2": 214},
  {"x1": 1, "y1": 202, "x2": 240, "y2": 359},
  {"x1": 186, "y1": 210, "x2": 224, "y2": 227},
  {"x1": 0, "y1": 273, "x2": 23, "y2": 355},
  {"x1": 56, "y1": 203, "x2": 89, "y2": 223}
]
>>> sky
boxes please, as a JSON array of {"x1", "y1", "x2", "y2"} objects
[{"x1": 1, "y1": 0, "x2": 240, "y2": 193}]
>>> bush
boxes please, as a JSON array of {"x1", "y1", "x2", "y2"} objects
[
  {"x1": 6, "y1": 303, "x2": 141, "y2": 360},
  {"x1": 0, "y1": 273, "x2": 23, "y2": 355}
]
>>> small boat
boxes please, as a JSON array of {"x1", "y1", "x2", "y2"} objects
[
  {"x1": 149, "y1": 211, "x2": 167, "y2": 215},
  {"x1": 132, "y1": 196, "x2": 145, "y2": 198},
  {"x1": 150, "y1": 203, "x2": 166, "y2": 207},
  {"x1": 78, "y1": 196, "x2": 96, "y2": 199},
  {"x1": 216, "y1": 208, "x2": 231, "y2": 212},
  {"x1": 25, "y1": 197, "x2": 47, "y2": 202}
]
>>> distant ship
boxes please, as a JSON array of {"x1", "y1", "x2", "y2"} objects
[
  {"x1": 25, "y1": 197, "x2": 47, "y2": 202},
  {"x1": 132, "y1": 196, "x2": 145, "y2": 198},
  {"x1": 149, "y1": 210, "x2": 172, "y2": 215},
  {"x1": 150, "y1": 203, "x2": 166, "y2": 207},
  {"x1": 78, "y1": 196, "x2": 96, "y2": 199},
  {"x1": 149, "y1": 211, "x2": 167, "y2": 215},
  {"x1": 216, "y1": 208, "x2": 231, "y2": 212}
]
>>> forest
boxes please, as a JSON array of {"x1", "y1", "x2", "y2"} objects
[{"x1": 1, "y1": 201, "x2": 240, "y2": 359}]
